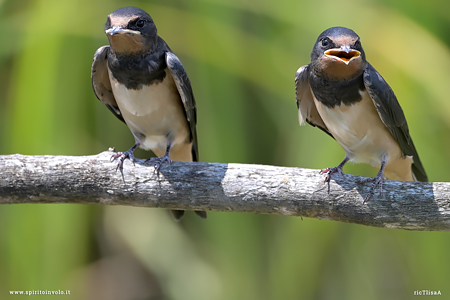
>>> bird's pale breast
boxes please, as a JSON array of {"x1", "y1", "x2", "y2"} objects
[
  {"x1": 314, "y1": 90, "x2": 405, "y2": 167},
  {"x1": 108, "y1": 68, "x2": 190, "y2": 155}
]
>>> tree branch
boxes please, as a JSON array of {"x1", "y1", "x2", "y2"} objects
[{"x1": 0, "y1": 151, "x2": 448, "y2": 231}]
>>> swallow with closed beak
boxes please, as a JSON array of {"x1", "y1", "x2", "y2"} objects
[{"x1": 91, "y1": 7, "x2": 206, "y2": 219}]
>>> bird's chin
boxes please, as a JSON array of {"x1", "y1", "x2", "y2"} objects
[
  {"x1": 107, "y1": 34, "x2": 147, "y2": 55},
  {"x1": 317, "y1": 57, "x2": 364, "y2": 80}
]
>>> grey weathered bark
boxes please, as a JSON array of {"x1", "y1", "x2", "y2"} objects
[{"x1": 0, "y1": 151, "x2": 448, "y2": 231}]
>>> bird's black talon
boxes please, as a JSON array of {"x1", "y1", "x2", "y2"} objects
[
  {"x1": 360, "y1": 173, "x2": 385, "y2": 203},
  {"x1": 321, "y1": 165, "x2": 345, "y2": 183},
  {"x1": 320, "y1": 156, "x2": 349, "y2": 183},
  {"x1": 320, "y1": 168, "x2": 330, "y2": 175},
  {"x1": 148, "y1": 155, "x2": 172, "y2": 173},
  {"x1": 110, "y1": 145, "x2": 138, "y2": 171},
  {"x1": 319, "y1": 168, "x2": 330, "y2": 182}
]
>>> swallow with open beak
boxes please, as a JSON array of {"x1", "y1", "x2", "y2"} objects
[
  {"x1": 91, "y1": 7, "x2": 206, "y2": 219},
  {"x1": 295, "y1": 26, "x2": 427, "y2": 202}
]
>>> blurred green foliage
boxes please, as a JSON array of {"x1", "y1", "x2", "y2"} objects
[{"x1": 1, "y1": 0, "x2": 450, "y2": 299}]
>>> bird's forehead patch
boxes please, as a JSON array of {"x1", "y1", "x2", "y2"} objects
[
  {"x1": 331, "y1": 35, "x2": 358, "y2": 46},
  {"x1": 109, "y1": 14, "x2": 139, "y2": 27}
]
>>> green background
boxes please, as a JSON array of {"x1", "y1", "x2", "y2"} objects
[{"x1": 1, "y1": 0, "x2": 449, "y2": 299}]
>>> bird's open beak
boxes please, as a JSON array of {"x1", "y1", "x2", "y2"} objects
[
  {"x1": 324, "y1": 46, "x2": 360, "y2": 65},
  {"x1": 105, "y1": 26, "x2": 141, "y2": 36}
]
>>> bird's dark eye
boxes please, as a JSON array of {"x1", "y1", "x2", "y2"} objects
[
  {"x1": 136, "y1": 19, "x2": 145, "y2": 28},
  {"x1": 321, "y1": 39, "x2": 329, "y2": 47}
]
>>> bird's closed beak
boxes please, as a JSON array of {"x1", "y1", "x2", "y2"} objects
[{"x1": 105, "y1": 26, "x2": 141, "y2": 36}]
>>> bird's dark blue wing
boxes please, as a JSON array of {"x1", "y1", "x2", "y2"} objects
[
  {"x1": 165, "y1": 52, "x2": 198, "y2": 161},
  {"x1": 295, "y1": 65, "x2": 334, "y2": 139},
  {"x1": 363, "y1": 63, "x2": 427, "y2": 182},
  {"x1": 91, "y1": 46, "x2": 125, "y2": 123}
]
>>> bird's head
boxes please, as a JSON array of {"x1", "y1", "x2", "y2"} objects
[
  {"x1": 104, "y1": 7, "x2": 158, "y2": 55},
  {"x1": 310, "y1": 26, "x2": 366, "y2": 80}
]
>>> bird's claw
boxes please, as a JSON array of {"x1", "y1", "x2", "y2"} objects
[
  {"x1": 320, "y1": 166, "x2": 345, "y2": 183},
  {"x1": 111, "y1": 151, "x2": 136, "y2": 171},
  {"x1": 359, "y1": 174, "x2": 384, "y2": 203},
  {"x1": 148, "y1": 155, "x2": 172, "y2": 172}
]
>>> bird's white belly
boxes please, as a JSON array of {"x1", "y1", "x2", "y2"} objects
[
  {"x1": 314, "y1": 91, "x2": 399, "y2": 167},
  {"x1": 111, "y1": 72, "x2": 177, "y2": 117},
  {"x1": 109, "y1": 69, "x2": 189, "y2": 151}
]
